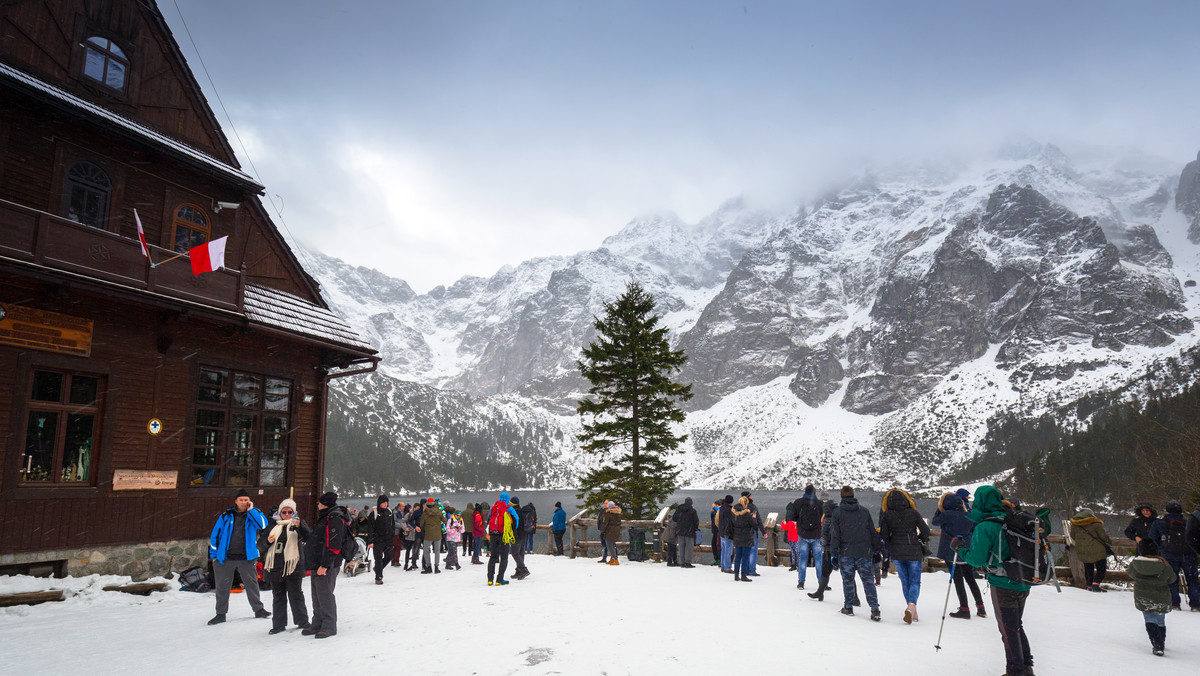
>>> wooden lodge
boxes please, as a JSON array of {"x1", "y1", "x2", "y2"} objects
[{"x1": 0, "y1": 0, "x2": 377, "y2": 578}]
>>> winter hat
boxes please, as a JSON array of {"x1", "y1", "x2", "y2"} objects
[
  {"x1": 235, "y1": 488, "x2": 250, "y2": 498},
  {"x1": 1166, "y1": 500, "x2": 1184, "y2": 514},
  {"x1": 819, "y1": 491, "x2": 830, "y2": 501},
  {"x1": 278, "y1": 498, "x2": 298, "y2": 514},
  {"x1": 724, "y1": 495, "x2": 734, "y2": 504},
  {"x1": 804, "y1": 484, "x2": 815, "y2": 495},
  {"x1": 555, "y1": 501, "x2": 562, "y2": 508},
  {"x1": 840, "y1": 486, "x2": 854, "y2": 499},
  {"x1": 511, "y1": 496, "x2": 521, "y2": 506},
  {"x1": 684, "y1": 497, "x2": 693, "y2": 506},
  {"x1": 318, "y1": 491, "x2": 338, "y2": 507},
  {"x1": 500, "y1": 491, "x2": 511, "y2": 503},
  {"x1": 426, "y1": 497, "x2": 435, "y2": 504},
  {"x1": 377, "y1": 494, "x2": 389, "y2": 507}
]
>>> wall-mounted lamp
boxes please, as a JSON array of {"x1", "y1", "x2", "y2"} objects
[
  {"x1": 302, "y1": 391, "x2": 316, "y2": 404},
  {"x1": 214, "y1": 201, "x2": 241, "y2": 213}
]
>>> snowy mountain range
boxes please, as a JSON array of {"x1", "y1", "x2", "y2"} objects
[{"x1": 305, "y1": 141, "x2": 1200, "y2": 495}]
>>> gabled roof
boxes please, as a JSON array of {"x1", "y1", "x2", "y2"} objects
[
  {"x1": 0, "y1": 60, "x2": 263, "y2": 192},
  {"x1": 243, "y1": 282, "x2": 376, "y2": 356}
]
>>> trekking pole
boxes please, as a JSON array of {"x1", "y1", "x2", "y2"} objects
[
  {"x1": 935, "y1": 552, "x2": 958, "y2": 652},
  {"x1": 1044, "y1": 541, "x2": 1062, "y2": 593}
]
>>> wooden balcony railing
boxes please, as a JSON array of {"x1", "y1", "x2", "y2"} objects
[{"x1": 0, "y1": 198, "x2": 242, "y2": 312}]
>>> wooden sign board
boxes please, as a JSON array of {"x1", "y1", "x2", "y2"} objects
[
  {"x1": 112, "y1": 469, "x2": 178, "y2": 491},
  {"x1": 0, "y1": 304, "x2": 93, "y2": 357}
]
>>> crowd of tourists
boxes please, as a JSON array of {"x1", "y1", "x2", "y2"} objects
[{"x1": 201, "y1": 484, "x2": 1200, "y2": 673}]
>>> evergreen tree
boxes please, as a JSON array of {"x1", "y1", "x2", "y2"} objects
[{"x1": 575, "y1": 281, "x2": 693, "y2": 519}]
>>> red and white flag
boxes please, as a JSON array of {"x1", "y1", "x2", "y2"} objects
[
  {"x1": 189, "y1": 236, "x2": 228, "y2": 276},
  {"x1": 133, "y1": 208, "x2": 149, "y2": 259}
]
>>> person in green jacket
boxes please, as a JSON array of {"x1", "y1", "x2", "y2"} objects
[
  {"x1": 955, "y1": 485, "x2": 1034, "y2": 676},
  {"x1": 1068, "y1": 509, "x2": 1113, "y2": 592},
  {"x1": 1128, "y1": 550, "x2": 1177, "y2": 656}
]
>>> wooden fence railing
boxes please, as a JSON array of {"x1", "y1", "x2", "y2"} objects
[{"x1": 547, "y1": 513, "x2": 1140, "y2": 587}]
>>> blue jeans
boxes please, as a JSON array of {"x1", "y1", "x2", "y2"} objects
[
  {"x1": 734, "y1": 546, "x2": 752, "y2": 576},
  {"x1": 720, "y1": 537, "x2": 733, "y2": 571},
  {"x1": 748, "y1": 534, "x2": 759, "y2": 573},
  {"x1": 1143, "y1": 611, "x2": 1165, "y2": 627},
  {"x1": 1164, "y1": 552, "x2": 1200, "y2": 608},
  {"x1": 472, "y1": 535, "x2": 483, "y2": 559},
  {"x1": 796, "y1": 538, "x2": 823, "y2": 584},
  {"x1": 894, "y1": 559, "x2": 922, "y2": 604},
  {"x1": 525, "y1": 532, "x2": 535, "y2": 551},
  {"x1": 840, "y1": 556, "x2": 879, "y2": 610}
]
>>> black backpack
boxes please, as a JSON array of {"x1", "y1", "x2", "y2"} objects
[
  {"x1": 1163, "y1": 514, "x2": 1188, "y2": 555},
  {"x1": 798, "y1": 500, "x2": 823, "y2": 534},
  {"x1": 336, "y1": 514, "x2": 359, "y2": 563},
  {"x1": 986, "y1": 506, "x2": 1052, "y2": 586}
]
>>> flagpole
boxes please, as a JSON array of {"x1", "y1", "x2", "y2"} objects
[{"x1": 151, "y1": 251, "x2": 189, "y2": 268}]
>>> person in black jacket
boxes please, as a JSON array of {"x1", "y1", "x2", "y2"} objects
[
  {"x1": 710, "y1": 500, "x2": 721, "y2": 566},
  {"x1": 742, "y1": 491, "x2": 764, "y2": 576},
  {"x1": 367, "y1": 495, "x2": 395, "y2": 584},
  {"x1": 303, "y1": 492, "x2": 348, "y2": 639},
  {"x1": 1149, "y1": 501, "x2": 1200, "y2": 610},
  {"x1": 878, "y1": 488, "x2": 930, "y2": 624},
  {"x1": 731, "y1": 497, "x2": 756, "y2": 582},
  {"x1": 263, "y1": 498, "x2": 310, "y2": 634},
  {"x1": 829, "y1": 486, "x2": 880, "y2": 620},
  {"x1": 511, "y1": 497, "x2": 533, "y2": 580},
  {"x1": 808, "y1": 494, "x2": 839, "y2": 602},
  {"x1": 794, "y1": 485, "x2": 824, "y2": 589},
  {"x1": 1188, "y1": 508, "x2": 1200, "y2": 557},
  {"x1": 1124, "y1": 503, "x2": 1158, "y2": 546},
  {"x1": 717, "y1": 495, "x2": 735, "y2": 572},
  {"x1": 672, "y1": 497, "x2": 700, "y2": 568}
]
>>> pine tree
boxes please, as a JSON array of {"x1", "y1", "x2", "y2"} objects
[{"x1": 575, "y1": 281, "x2": 693, "y2": 520}]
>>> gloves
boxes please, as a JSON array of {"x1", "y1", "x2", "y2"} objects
[
  {"x1": 829, "y1": 557, "x2": 839, "y2": 571},
  {"x1": 949, "y1": 536, "x2": 965, "y2": 552}
]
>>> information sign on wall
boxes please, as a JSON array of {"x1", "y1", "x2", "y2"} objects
[{"x1": 0, "y1": 304, "x2": 93, "y2": 356}]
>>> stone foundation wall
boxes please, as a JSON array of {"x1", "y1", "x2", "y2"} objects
[{"x1": 0, "y1": 539, "x2": 209, "y2": 580}]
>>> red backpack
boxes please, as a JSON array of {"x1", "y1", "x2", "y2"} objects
[{"x1": 488, "y1": 500, "x2": 509, "y2": 533}]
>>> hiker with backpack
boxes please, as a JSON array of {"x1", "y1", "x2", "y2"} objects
[
  {"x1": 879, "y1": 488, "x2": 931, "y2": 624},
  {"x1": 486, "y1": 492, "x2": 519, "y2": 585},
  {"x1": 793, "y1": 485, "x2": 824, "y2": 590},
  {"x1": 366, "y1": 495, "x2": 395, "y2": 585},
  {"x1": 262, "y1": 498, "x2": 311, "y2": 635},
  {"x1": 207, "y1": 489, "x2": 271, "y2": 626},
  {"x1": 673, "y1": 497, "x2": 700, "y2": 568},
  {"x1": 1149, "y1": 500, "x2": 1200, "y2": 611},
  {"x1": 932, "y1": 491, "x2": 986, "y2": 620},
  {"x1": 523, "y1": 501, "x2": 538, "y2": 553},
  {"x1": 1069, "y1": 508, "x2": 1113, "y2": 592},
  {"x1": 955, "y1": 485, "x2": 1036, "y2": 676},
  {"x1": 1129, "y1": 542, "x2": 1177, "y2": 656},
  {"x1": 303, "y1": 491, "x2": 349, "y2": 639}
]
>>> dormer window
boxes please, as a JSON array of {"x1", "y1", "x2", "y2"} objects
[{"x1": 83, "y1": 37, "x2": 128, "y2": 91}]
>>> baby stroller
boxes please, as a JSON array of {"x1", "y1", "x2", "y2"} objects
[{"x1": 343, "y1": 536, "x2": 371, "y2": 577}]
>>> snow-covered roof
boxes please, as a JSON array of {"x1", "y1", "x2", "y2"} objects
[
  {"x1": 0, "y1": 61, "x2": 263, "y2": 191},
  {"x1": 243, "y1": 282, "x2": 375, "y2": 356}
]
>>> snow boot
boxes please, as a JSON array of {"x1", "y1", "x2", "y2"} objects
[
  {"x1": 1145, "y1": 623, "x2": 1158, "y2": 653},
  {"x1": 434, "y1": 566, "x2": 440, "y2": 574},
  {"x1": 808, "y1": 590, "x2": 824, "y2": 601},
  {"x1": 870, "y1": 609, "x2": 881, "y2": 622},
  {"x1": 607, "y1": 558, "x2": 619, "y2": 566},
  {"x1": 254, "y1": 609, "x2": 271, "y2": 619},
  {"x1": 904, "y1": 603, "x2": 915, "y2": 624},
  {"x1": 1155, "y1": 625, "x2": 1166, "y2": 656},
  {"x1": 976, "y1": 604, "x2": 987, "y2": 618},
  {"x1": 840, "y1": 607, "x2": 854, "y2": 616},
  {"x1": 789, "y1": 565, "x2": 798, "y2": 571},
  {"x1": 740, "y1": 575, "x2": 753, "y2": 582},
  {"x1": 950, "y1": 607, "x2": 972, "y2": 620},
  {"x1": 797, "y1": 582, "x2": 804, "y2": 590},
  {"x1": 207, "y1": 614, "x2": 226, "y2": 625},
  {"x1": 734, "y1": 573, "x2": 741, "y2": 581}
]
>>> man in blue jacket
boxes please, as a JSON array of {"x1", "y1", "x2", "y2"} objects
[
  {"x1": 551, "y1": 502, "x2": 567, "y2": 556},
  {"x1": 208, "y1": 488, "x2": 270, "y2": 625}
]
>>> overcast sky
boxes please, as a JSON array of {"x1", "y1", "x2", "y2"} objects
[{"x1": 166, "y1": 1, "x2": 1200, "y2": 293}]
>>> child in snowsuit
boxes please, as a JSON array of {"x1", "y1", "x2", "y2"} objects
[
  {"x1": 1128, "y1": 549, "x2": 1177, "y2": 656},
  {"x1": 445, "y1": 510, "x2": 464, "y2": 570}
]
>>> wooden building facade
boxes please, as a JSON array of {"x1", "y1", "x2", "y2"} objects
[{"x1": 0, "y1": 0, "x2": 377, "y2": 577}]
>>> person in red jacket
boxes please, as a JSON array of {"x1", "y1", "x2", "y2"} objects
[{"x1": 471, "y1": 503, "x2": 486, "y2": 564}]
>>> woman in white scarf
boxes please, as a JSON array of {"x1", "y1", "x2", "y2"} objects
[{"x1": 263, "y1": 499, "x2": 312, "y2": 635}]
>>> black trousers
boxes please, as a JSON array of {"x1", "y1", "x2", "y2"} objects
[
  {"x1": 403, "y1": 539, "x2": 418, "y2": 567},
  {"x1": 373, "y1": 545, "x2": 392, "y2": 580},
  {"x1": 268, "y1": 570, "x2": 308, "y2": 629},
  {"x1": 310, "y1": 567, "x2": 339, "y2": 635},
  {"x1": 487, "y1": 533, "x2": 510, "y2": 582},
  {"x1": 463, "y1": 533, "x2": 473, "y2": 555},
  {"x1": 1084, "y1": 559, "x2": 1107, "y2": 586},
  {"x1": 991, "y1": 586, "x2": 1033, "y2": 676},
  {"x1": 954, "y1": 562, "x2": 985, "y2": 608},
  {"x1": 511, "y1": 536, "x2": 529, "y2": 575},
  {"x1": 553, "y1": 530, "x2": 565, "y2": 555}
]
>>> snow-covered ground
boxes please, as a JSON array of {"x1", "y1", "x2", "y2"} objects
[{"x1": 2, "y1": 555, "x2": 1196, "y2": 675}]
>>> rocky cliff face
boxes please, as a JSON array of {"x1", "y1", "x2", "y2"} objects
[
  {"x1": 308, "y1": 143, "x2": 1200, "y2": 491},
  {"x1": 1179, "y1": 151, "x2": 1200, "y2": 242}
]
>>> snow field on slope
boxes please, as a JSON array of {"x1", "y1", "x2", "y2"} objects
[{"x1": 2, "y1": 555, "x2": 1196, "y2": 675}]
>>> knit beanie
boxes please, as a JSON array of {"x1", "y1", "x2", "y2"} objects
[
  {"x1": 555, "y1": 501, "x2": 562, "y2": 508},
  {"x1": 278, "y1": 498, "x2": 298, "y2": 514},
  {"x1": 235, "y1": 488, "x2": 250, "y2": 498},
  {"x1": 318, "y1": 491, "x2": 338, "y2": 507},
  {"x1": 377, "y1": 494, "x2": 389, "y2": 507},
  {"x1": 511, "y1": 496, "x2": 521, "y2": 506},
  {"x1": 1166, "y1": 501, "x2": 1183, "y2": 514}
]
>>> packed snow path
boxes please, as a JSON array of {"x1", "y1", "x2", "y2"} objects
[{"x1": 1, "y1": 555, "x2": 1196, "y2": 675}]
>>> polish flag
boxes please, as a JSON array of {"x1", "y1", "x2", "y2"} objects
[
  {"x1": 133, "y1": 209, "x2": 149, "y2": 259},
  {"x1": 189, "y1": 236, "x2": 228, "y2": 276}
]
